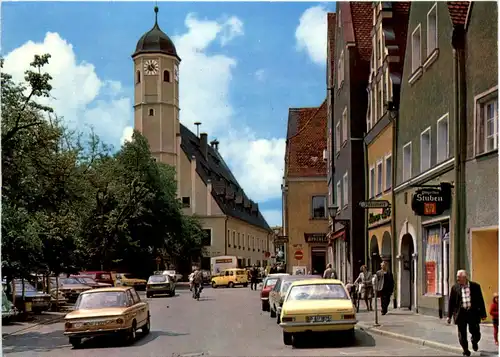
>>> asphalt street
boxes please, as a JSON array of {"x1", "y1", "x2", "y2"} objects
[{"x1": 2, "y1": 287, "x2": 459, "y2": 356}]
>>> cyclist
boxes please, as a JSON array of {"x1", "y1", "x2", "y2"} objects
[{"x1": 192, "y1": 267, "x2": 204, "y2": 299}]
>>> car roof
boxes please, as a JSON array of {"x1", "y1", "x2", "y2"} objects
[
  {"x1": 80, "y1": 287, "x2": 133, "y2": 294},
  {"x1": 289, "y1": 279, "x2": 344, "y2": 287},
  {"x1": 280, "y1": 275, "x2": 321, "y2": 281},
  {"x1": 266, "y1": 273, "x2": 289, "y2": 277}
]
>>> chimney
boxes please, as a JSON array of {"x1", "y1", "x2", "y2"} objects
[
  {"x1": 200, "y1": 133, "x2": 208, "y2": 159},
  {"x1": 210, "y1": 139, "x2": 219, "y2": 151}
]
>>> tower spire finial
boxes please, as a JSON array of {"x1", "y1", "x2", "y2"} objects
[{"x1": 154, "y1": 2, "x2": 159, "y2": 25}]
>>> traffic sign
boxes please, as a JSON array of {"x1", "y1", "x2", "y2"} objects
[
  {"x1": 359, "y1": 200, "x2": 390, "y2": 209},
  {"x1": 294, "y1": 250, "x2": 303, "y2": 260}
]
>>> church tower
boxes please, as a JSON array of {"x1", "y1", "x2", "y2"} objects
[{"x1": 132, "y1": 6, "x2": 181, "y2": 168}]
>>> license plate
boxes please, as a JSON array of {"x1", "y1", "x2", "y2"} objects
[
  {"x1": 307, "y1": 315, "x2": 332, "y2": 323},
  {"x1": 84, "y1": 320, "x2": 107, "y2": 327}
]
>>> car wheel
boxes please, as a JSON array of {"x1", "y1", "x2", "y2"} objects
[
  {"x1": 69, "y1": 337, "x2": 82, "y2": 348},
  {"x1": 211, "y1": 281, "x2": 217, "y2": 288},
  {"x1": 146, "y1": 293, "x2": 152, "y2": 298},
  {"x1": 125, "y1": 321, "x2": 137, "y2": 345},
  {"x1": 142, "y1": 315, "x2": 151, "y2": 334},
  {"x1": 270, "y1": 306, "x2": 276, "y2": 318},
  {"x1": 283, "y1": 331, "x2": 292, "y2": 346},
  {"x1": 346, "y1": 328, "x2": 356, "y2": 343},
  {"x1": 228, "y1": 282, "x2": 234, "y2": 288},
  {"x1": 243, "y1": 283, "x2": 248, "y2": 287},
  {"x1": 276, "y1": 312, "x2": 281, "y2": 324},
  {"x1": 291, "y1": 334, "x2": 301, "y2": 348},
  {"x1": 261, "y1": 301, "x2": 269, "y2": 312}
]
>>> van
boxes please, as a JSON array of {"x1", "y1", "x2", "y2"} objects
[{"x1": 211, "y1": 268, "x2": 249, "y2": 288}]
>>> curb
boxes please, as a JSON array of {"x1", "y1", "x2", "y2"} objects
[
  {"x1": 3, "y1": 314, "x2": 65, "y2": 336},
  {"x1": 358, "y1": 323, "x2": 464, "y2": 355}
]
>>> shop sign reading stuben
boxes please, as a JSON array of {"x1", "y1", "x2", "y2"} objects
[{"x1": 411, "y1": 184, "x2": 451, "y2": 217}]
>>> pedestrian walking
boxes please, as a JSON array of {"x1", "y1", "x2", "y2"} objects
[
  {"x1": 375, "y1": 261, "x2": 394, "y2": 315},
  {"x1": 192, "y1": 267, "x2": 204, "y2": 299},
  {"x1": 250, "y1": 265, "x2": 259, "y2": 290},
  {"x1": 447, "y1": 269, "x2": 487, "y2": 356},
  {"x1": 490, "y1": 293, "x2": 498, "y2": 346},
  {"x1": 354, "y1": 265, "x2": 373, "y2": 311},
  {"x1": 323, "y1": 263, "x2": 337, "y2": 279}
]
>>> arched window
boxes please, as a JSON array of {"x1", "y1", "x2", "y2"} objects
[
  {"x1": 149, "y1": 108, "x2": 154, "y2": 116},
  {"x1": 163, "y1": 70, "x2": 170, "y2": 82},
  {"x1": 136, "y1": 70, "x2": 141, "y2": 84}
]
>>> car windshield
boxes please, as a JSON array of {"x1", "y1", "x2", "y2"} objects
[
  {"x1": 265, "y1": 278, "x2": 278, "y2": 287},
  {"x1": 76, "y1": 277, "x2": 96, "y2": 284},
  {"x1": 14, "y1": 281, "x2": 36, "y2": 292},
  {"x1": 148, "y1": 276, "x2": 167, "y2": 283},
  {"x1": 287, "y1": 284, "x2": 349, "y2": 301},
  {"x1": 75, "y1": 291, "x2": 127, "y2": 309},
  {"x1": 60, "y1": 278, "x2": 80, "y2": 285},
  {"x1": 281, "y1": 281, "x2": 293, "y2": 293}
]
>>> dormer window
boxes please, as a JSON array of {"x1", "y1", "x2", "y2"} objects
[
  {"x1": 149, "y1": 108, "x2": 154, "y2": 116},
  {"x1": 163, "y1": 70, "x2": 170, "y2": 82},
  {"x1": 136, "y1": 70, "x2": 141, "y2": 84}
]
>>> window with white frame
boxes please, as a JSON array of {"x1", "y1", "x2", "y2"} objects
[
  {"x1": 420, "y1": 128, "x2": 431, "y2": 172},
  {"x1": 336, "y1": 180, "x2": 342, "y2": 208},
  {"x1": 369, "y1": 166, "x2": 375, "y2": 198},
  {"x1": 378, "y1": 23, "x2": 384, "y2": 67},
  {"x1": 378, "y1": 81, "x2": 383, "y2": 118},
  {"x1": 367, "y1": 92, "x2": 372, "y2": 131},
  {"x1": 384, "y1": 68, "x2": 390, "y2": 104},
  {"x1": 475, "y1": 92, "x2": 498, "y2": 155},
  {"x1": 338, "y1": 9, "x2": 341, "y2": 27},
  {"x1": 376, "y1": 161, "x2": 383, "y2": 195},
  {"x1": 376, "y1": 27, "x2": 381, "y2": 63},
  {"x1": 342, "y1": 108, "x2": 348, "y2": 143},
  {"x1": 385, "y1": 155, "x2": 392, "y2": 190},
  {"x1": 372, "y1": 88, "x2": 377, "y2": 124},
  {"x1": 342, "y1": 173, "x2": 349, "y2": 206},
  {"x1": 337, "y1": 50, "x2": 345, "y2": 87},
  {"x1": 427, "y1": 3, "x2": 438, "y2": 56},
  {"x1": 403, "y1": 142, "x2": 412, "y2": 181},
  {"x1": 335, "y1": 122, "x2": 341, "y2": 153},
  {"x1": 437, "y1": 114, "x2": 449, "y2": 163},
  {"x1": 411, "y1": 25, "x2": 422, "y2": 73}
]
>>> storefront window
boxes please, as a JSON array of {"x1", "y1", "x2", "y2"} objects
[{"x1": 423, "y1": 222, "x2": 449, "y2": 295}]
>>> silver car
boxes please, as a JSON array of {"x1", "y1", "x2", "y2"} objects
[{"x1": 146, "y1": 274, "x2": 176, "y2": 298}]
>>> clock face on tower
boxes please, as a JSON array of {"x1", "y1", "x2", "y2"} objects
[
  {"x1": 144, "y1": 60, "x2": 159, "y2": 75},
  {"x1": 174, "y1": 65, "x2": 179, "y2": 81}
]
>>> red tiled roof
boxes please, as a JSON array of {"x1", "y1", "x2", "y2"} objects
[
  {"x1": 350, "y1": 2, "x2": 373, "y2": 62},
  {"x1": 327, "y1": 13, "x2": 337, "y2": 87},
  {"x1": 447, "y1": 1, "x2": 471, "y2": 26},
  {"x1": 286, "y1": 100, "x2": 327, "y2": 177}
]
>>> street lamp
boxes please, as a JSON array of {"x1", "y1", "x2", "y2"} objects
[
  {"x1": 328, "y1": 205, "x2": 350, "y2": 227},
  {"x1": 328, "y1": 205, "x2": 338, "y2": 219}
]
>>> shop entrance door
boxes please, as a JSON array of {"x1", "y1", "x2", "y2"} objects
[{"x1": 311, "y1": 249, "x2": 326, "y2": 275}]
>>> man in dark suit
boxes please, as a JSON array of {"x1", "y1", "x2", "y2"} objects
[
  {"x1": 447, "y1": 269, "x2": 487, "y2": 356},
  {"x1": 375, "y1": 261, "x2": 394, "y2": 315}
]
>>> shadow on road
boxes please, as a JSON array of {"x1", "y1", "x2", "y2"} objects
[
  {"x1": 292, "y1": 329, "x2": 376, "y2": 349},
  {"x1": 197, "y1": 297, "x2": 215, "y2": 301},
  {"x1": 3, "y1": 329, "x2": 189, "y2": 354}
]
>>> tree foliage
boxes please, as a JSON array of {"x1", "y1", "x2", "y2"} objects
[{"x1": 1, "y1": 54, "x2": 206, "y2": 279}]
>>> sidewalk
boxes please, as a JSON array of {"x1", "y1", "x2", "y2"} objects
[
  {"x1": 356, "y1": 306, "x2": 499, "y2": 356},
  {"x1": 2, "y1": 311, "x2": 66, "y2": 336}
]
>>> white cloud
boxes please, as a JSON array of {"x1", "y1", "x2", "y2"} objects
[
  {"x1": 254, "y1": 69, "x2": 265, "y2": 81},
  {"x1": 3, "y1": 32, "x2": 132, "y2": 147},
  {"x1": 295, "y1": 5, "x2": 329, "y2": 65},
  {"x1": 261, "y1": 209, "x2": 282, "y2": 227}
]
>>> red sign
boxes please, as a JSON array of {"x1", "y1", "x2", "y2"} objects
[
  {"x1": 425, "y1": 261, "x2": 436, "y2": 294},
  {"x1": 155, "y1": 257, "x2": 161, "y2": 264},
  {"x1": 264, "y1": 251, "x2": 270, "y2": 258},
  {"x1": 294, "y1": 250, "x2": 303, "y2": 260}
]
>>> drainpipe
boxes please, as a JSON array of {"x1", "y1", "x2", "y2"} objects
[
  {"x1": 224, "y1": 216, "x2": 228, "y2": 255},
  {"x1": 390, "y1": 107, "x2": 398, "y2": 308},
  {"x1": 452, "y1": 25, "x2": 467, "y2": 275},
  {"x1": 363, "y1": 136, "x2": 369, "y2": 267}
]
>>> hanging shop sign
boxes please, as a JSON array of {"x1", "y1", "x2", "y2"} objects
[
  {"x1": 304, "y1": 233, "x2": 328, "y2": 244},
  {"x1": 411, "y1": 183, "x2": 452, "y2": 217}
]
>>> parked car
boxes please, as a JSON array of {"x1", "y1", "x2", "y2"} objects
[
  {"x1": 79, "y1": 271, "x2": 114, "y2": 286},
  {"x1": 260, "y1": 273, "x2": 289, "y2": 312},
  {"x1": 156, "y1": 270, "x2": 183, "y2": 282},
  {"x1": 146, "y1": 274, "x2": 176, "y2": 298},
  {"x1": 5, "y1": 280, "x2": 51, "y2": 314},
  {"x1": 211, "y1": 268, "x2": 249, "y2": 288},
  {"x1": 64, "y1": 287, "x2": 150, "y2": 348},
  {"x1": 50, "y1": 277, "x2": 92, "y2": 304},
  {"x1": 71, "y1": 276, "x2": 112, "y2": 289},
  {"x1": 269, "y1": 275, "x2": 321, "y2": 323},
  {"x1": 114, "y1": 273, "x2": 147, "y2": 291},
  {"x1": 201, "y1": 270, "x2": 211, "y2": 285},
  {"x1": 50, "y1": 289, "x2": 67, "y2": 307},
  {"x1": 279, "y1": 279, "x2": 357, "y2": 347}
]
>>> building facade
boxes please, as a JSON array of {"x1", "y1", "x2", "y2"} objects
[
  {"x1": 463, "y1": 1, "x2": 498, "y2": 322},
  {"x1": 364, "y1": 2, "x2": 409, "y2": 276},
  {"x1": 133, "y1": 8, "x2": 273, "y2": 270},
  {"x1": 283, "y1": 102, "x2": 329, "y2": 275},
  {"x1": 327, "y1": 2, "x2": 372, "y2": 283}
]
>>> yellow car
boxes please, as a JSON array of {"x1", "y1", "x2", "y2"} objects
[
  {"x1": 114, "y1": 273, "x2": 147, "y2": 291},
  {"x1": 211, "y1": 268, "x2": 248, "y2": 288},
  {"x1": 279, "y1": 279, "x2": 357, "y2": 347},
  {"x1": 64, "y1": 287, "x2": 150, "y2": 348}
]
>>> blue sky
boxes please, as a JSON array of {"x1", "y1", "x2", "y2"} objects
[{"x1": 2, "y1": 1, "x2": 335, "y2": 226}]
